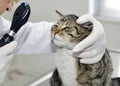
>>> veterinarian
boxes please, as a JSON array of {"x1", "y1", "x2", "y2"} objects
[{"x1": 0, "y1": 0, "x2": 106, "y2": 83}]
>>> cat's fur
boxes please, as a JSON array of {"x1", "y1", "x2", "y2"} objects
[{"x1": 50, "y1": 10, "x2": 113, "y2": 86}]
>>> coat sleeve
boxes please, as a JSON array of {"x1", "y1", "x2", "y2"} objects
[
  {"x1": 0, "y1": 16, "x2": 56, "y2": 55},
  {"x1": 0, "y1": 16, "x2": 11, "y2": 37},
  {"x1": 15, "y1": 21, "x2": 56, "y2": 55}
]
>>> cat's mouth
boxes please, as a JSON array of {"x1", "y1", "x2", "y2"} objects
[
  {"x1": 51, "y1": 34, "x2": 67, "y2": 47},
  {"x1": 55, "y1": 35, "x2": 64, "y2": 41}
]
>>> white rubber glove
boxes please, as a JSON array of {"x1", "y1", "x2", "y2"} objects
[
  {"x1": 72, "y1": 14, "x2": 107, "y2": 64},
  {"x1": 0, "y1": 41, "x2": 17, "y2": 83}
]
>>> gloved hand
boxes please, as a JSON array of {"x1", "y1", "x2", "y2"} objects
[
  {"x1": 72, "y1": 14, "x2": 107, "y2": 64},
  {"x1": 0, "y1": 41, "x2": 17, "y2": 83}
]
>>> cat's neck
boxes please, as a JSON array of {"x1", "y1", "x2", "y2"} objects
[
  {"x1": 56, "y1": 48, "x2": 73, "y2": 56},
  {"x1": 55, "y1": 48, "x2": 77, "y2": 86}
]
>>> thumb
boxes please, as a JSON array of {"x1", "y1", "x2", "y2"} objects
[
  {"x1": 76, "y1": 14, "x2": 96, "y2": 24},
  {"x1": 0, "y1": 41, "x2": 18, "y2": 55},
  {"x1": 73, "y1": 30, "x2": 99, "y2": 52}
]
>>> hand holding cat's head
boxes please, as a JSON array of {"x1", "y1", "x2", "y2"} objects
[{"x1": 51, "y1": 10, "x2": 93, "y2": 50}]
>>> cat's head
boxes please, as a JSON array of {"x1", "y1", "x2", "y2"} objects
[{"x1": 51, "y1": 10, "x2": 93, "y2": 49}]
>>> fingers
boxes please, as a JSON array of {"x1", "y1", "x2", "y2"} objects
[
  {"x1": 0, "y1": 64, "x2": 9, "y2": 83},
  {"x1": 76, "y1": 14, "x2": 104, "y2": 35},
  {"x1": 5, "y1": 54, "x2": 14, "y2": 64},
  {"x1": 77, "y1": 49, "x2": 98, "y2": 58},
  {"x1": 0, "y1": 54, "x2": 13, "y2": 70},
  {"x1": 73, "y1": 14, "x2": 106, "y2": 64},
  {"x1": 76, "y1": 14, "x2": 96, "y2": 24},
  {"x1": 73, "y1": 14, "x2": 105, "y2": 53},
  {"x1": 0, "y1": 41, "x2": 16, "y2": 83},
  {"x1": 73, "y1": 30, "x2": 100, "y2": 52},
  {"x1": 80, "y1": 54, "x2": 103, "y2": 64},
  {"x1": 0, "y1": 41, "x2": 17, "y2": 55}
]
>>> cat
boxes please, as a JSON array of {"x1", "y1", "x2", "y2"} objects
[{"x1": 50, "y1": 10, "x2": 113, "y2": 86}]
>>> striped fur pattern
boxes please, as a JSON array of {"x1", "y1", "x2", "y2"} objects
[{"x1": 50, "y1": 11, "x2": 113, "y2": 86}]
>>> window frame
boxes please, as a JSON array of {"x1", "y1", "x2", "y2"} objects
[{"x1": 89, "y1": 0, "x2": 120, "y2": 21}]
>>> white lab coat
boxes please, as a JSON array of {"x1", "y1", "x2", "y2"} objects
[{"x1": 0, "y1": 16, "x2": 56, "y2": 55}]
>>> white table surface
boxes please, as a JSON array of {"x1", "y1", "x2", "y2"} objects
[{"x1": 1, "y1": 54, "x2": 55, "y2": 86}]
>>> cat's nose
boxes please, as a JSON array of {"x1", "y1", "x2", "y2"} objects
[{"x1": 54, "y1": 29, "x2": 61, "y2": 35}]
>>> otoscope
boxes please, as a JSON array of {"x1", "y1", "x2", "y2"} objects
[{"x1": 0, "y1": 2, "x2": 31, "y2": 47}]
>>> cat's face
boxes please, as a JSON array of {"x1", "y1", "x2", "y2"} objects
[{"x1": 51, "y1": 11, "x2": 93, "y2": 49}]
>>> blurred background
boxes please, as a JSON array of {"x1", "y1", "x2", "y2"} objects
[
  {"x1": 2, "y1": 0, "x2": 120, "y2": 49},
  {"x1": 1, "y1": 0, "x2": 120, "y2": 86}
]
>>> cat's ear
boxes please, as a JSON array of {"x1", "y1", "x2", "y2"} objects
[
  {"x1": 81, "y1": 21, "x2": 93, "y2": 32},
  {"x1": 56, "y1": 10, "x2": 65, "y2": 18}
]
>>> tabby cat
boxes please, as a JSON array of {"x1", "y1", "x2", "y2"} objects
[{"x1": 50, "y1": 10, "x2": 113, "y2": 86}]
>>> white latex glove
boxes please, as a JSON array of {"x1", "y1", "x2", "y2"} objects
[
  {"x1": 0, "y1": 41, "x2": 17, "y2": 83},
  {"x1": 72, "y1": 14, "x2": 107, "y2": 64}
]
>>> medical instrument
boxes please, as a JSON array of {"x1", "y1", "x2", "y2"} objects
[{"x1": 0, "y1": 2, "x2": 31, "y2": 47}]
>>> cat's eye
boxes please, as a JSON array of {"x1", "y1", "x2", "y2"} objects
[
  {"x1": 63, "y1": 27, "x2": 72, "y2": 32},
  {"x1": 51, "y1": 25, "x2": 59, "y2": 31},
  {"x1": 53, "y1": 25, "x2": 58, "y2": 29}
]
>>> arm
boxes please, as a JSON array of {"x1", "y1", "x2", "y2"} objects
[
  {"x1": 15, "y1": 21, "x2": 56, "y2": 55},
  {"x1": 0, "y1": 16, "x2": 56, "y2": 55}
]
